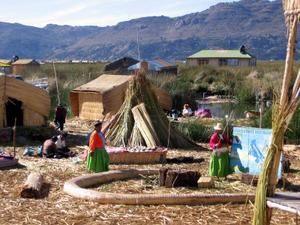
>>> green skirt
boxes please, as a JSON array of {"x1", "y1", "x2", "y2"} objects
[
  {"x1": 86, "y1": 147, "x2": 110, "y2": 173},
  {"x1": 209, "y1": 151, "x2": 230, "y2": 177}
]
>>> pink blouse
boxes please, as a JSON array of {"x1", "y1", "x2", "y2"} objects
[{"x1": 209, "y1": 132, "x2": 230, "y2": 150}]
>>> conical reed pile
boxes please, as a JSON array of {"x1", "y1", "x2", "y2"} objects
[{"x1": 106, "y1": 72, "x2": 196, "y2": 149}]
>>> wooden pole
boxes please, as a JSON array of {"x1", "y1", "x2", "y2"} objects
[
  {"x1": 279, "y1": 17, "x2": 298, "y2": 107},
  {"x1": 259, "y1": 103, "x2": 263, "y2": 128},
  {"x1": 13, "y1": 118, "x2": 16, "y2": 158},
  {"x1": 20, "y1": 173, "x2": 44, "y2": 198},
  {"x1": 253, "y1": 14, "x2": 300, "y2": 225},
  {"x1": 3, "y1": 73, "x2": 7, "y2": 127},
  {"x1": 53, "y1": 62, "x2": 60, "y2": 105}
]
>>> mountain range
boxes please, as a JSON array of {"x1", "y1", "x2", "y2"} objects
[{"x1": 0, "y1": 0, "x2": 290, "y2": 61}]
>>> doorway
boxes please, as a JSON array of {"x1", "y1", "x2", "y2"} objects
[{"x1": 5, "y1": 97, "x2": 23, "y2": 127}]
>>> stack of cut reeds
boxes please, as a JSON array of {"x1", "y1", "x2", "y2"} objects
[{"x1": 105, "y1": 72, "x2": 196, "y2": 149}]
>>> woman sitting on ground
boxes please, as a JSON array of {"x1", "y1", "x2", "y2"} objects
[
  {"x1": 55, "y1": 131, "x2": 73, "y2": 157},
  {"x1": 182, "y1": 104, "x2": 193, "y2": 117},
  {"x1": 86, "y1": 121, "x2": 110, "y2": 173},
  {"x1": 42, "y1": 136, "x2": 57, "y2": 158}
]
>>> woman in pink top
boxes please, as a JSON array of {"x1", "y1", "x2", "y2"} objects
[{"x1": 209, "y1": 123, "x2": 231, "y2": 177}]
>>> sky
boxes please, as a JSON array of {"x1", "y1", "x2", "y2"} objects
[{"x1": 0, "y1": 0, "x2": 235, "y2": 27}]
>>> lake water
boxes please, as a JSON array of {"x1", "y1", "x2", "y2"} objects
[{"x1": 197, "y1": 101, "x2": 269, "y2": 119}]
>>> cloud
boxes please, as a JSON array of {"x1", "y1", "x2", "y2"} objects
[
  {"x1": 50, "y1": 4, "x2": 88, "y2": 19},
  {"x1": 0, "y1": 0, "x2": 237, "y2": 27}
]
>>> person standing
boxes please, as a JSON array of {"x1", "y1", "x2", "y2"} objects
[
  {"x1": 86, "y1": 121, "x2": 109, "y2": 173},
  {"x1": 209, "y1": 123, "x2": 231, "y2": 177},
  {"x1": 54, "y1": 104, "x2": 67, "y2": 131}
]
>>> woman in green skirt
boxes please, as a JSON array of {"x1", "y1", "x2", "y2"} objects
[
  {"x1": 209, "y1": 123, "x2": 231, "y2": 177},
  {"x1": 86, "y1": 121, "x2": 109, "y2": 173}
]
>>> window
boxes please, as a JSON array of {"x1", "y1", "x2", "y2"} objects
[
  {"x1": 227, "y1": 59, "x2": 239, "y2": 66},
  {"x1": 219, "y1": 59, "x2": 239, "y2": 66},
  {"x1": 197, "y1": 59, "x2": 209, "y2": 65},
  {"x1": 219, "y1": 59, "x2": 228, "y2": 66}
]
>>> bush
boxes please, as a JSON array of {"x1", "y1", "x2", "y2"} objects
[
  {"x1": 251, "y1": 106, "x2": 300, "y2": 143},
  {"x1": 176, "y1": 119, "x2": 213, "y2": 142},
  {"x1": 236, "y1": 86, "x2": 256, "y2": 103}
]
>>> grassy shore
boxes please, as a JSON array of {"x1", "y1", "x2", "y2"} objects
[{"x1": 19, "y1": 61, "x2": 300, "y2": 143}]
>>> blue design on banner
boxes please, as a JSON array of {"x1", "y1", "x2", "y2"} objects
[{"x1": 230, "y1": 127, "x2": 282, "y2": 177}]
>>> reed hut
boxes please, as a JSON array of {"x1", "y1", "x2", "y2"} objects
[
  {"x1": 11, "y1": 59, "x2": 40, "y2": 75},
  {"x1": 253, "y1": 1, "x2": 300, "y2": 224},
  {"x1": 0, "y1": 76, "x2": 50, "y2": 128},
  {"x1": 70, "y1": 74, "x2": 172, "y2": 121}
]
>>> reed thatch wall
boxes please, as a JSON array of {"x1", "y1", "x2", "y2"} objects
[
  {"x1": 0, "y1": 76, "x2": 50, "y2": 128},
  {"x1": 70, "y1": 74, "x2": 172, "y2": 121},
  {"x1": 0, "y1": 103, "x2": 3, "y2": 127},
  {"x1": 152, "y1": 86, "x2": 172, "y2": 111},
  {"x1": 79, "y1": 93, "x2": 103, "y2": 120},
  {"x1": 23, "y1": 107, "x2": 45, "y2": 127}
]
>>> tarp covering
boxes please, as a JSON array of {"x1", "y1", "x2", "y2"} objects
[{"x1": 128, "y1": 61, "x2": 162, "y2": 72}]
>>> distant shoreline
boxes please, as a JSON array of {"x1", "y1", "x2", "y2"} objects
[{"x1": 197, "y1": 96, "x2": 238, "y2": 105}]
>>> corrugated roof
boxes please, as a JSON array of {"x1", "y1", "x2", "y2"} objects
[
  {"x1": 128, "y1": 61, "x2": 163, "y2": 71},
  {"x1": 72, "y1": 74, "x2": 132, "y2": 94},
  {"x1": 12, "y1": 59, "x2": 40, "y2": 65},
  {"x1": 188, "y1": 50, "x2": 253, "y2": 59},
  {"x1": 153, "y1": 58, "x2": 174, "y2": 67}
]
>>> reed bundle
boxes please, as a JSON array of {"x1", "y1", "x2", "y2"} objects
[
  {"x1": 253, "y1": 1, "x2": 300, "y2": 224},
  {"x1": 283, "y1": 0, "x2": 300, "y2": 28},
  {"x1": 105, "y1": 72, "x2": 196, "y2": 149}
]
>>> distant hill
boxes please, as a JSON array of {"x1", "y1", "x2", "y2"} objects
[{"x1": 0, "y1": 0, "x2": 290, "y2": 60}]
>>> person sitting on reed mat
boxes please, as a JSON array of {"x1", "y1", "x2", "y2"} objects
[
  {"x1": 55, "y1": 131, "x2": 73, "y2": 157},
  {"x1": 182, "y1": 104, "x2": 193, "y2": 117},
  {"x1": 42, "y1": 136, "x2": 57, "y2": 158}
]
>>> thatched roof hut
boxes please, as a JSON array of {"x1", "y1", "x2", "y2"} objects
[
  {"x1": 11, "y1": 59, "x2": 40, "y2": 75},
  {"x1": 0, "y1": 76, "x2": 50, "y2": 128},
  {"x1": 70, "y1": 74, "x2": 172, "y2": 121}
]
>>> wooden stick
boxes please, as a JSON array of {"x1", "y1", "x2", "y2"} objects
[
  {"x1": 280, "y1": 17, "x2": 298, "y2": 106},
  {"x1": 13, "y1": 118, "x2": 16, "y2": 158},
  {"x1": 53, "y1": 62, "x2": 60, "y2": 105}
]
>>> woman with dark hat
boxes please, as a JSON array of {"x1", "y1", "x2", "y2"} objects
[
  {"x1": 209, "y1": 123, "x2": 231, "y2": 177},
  {"x1": 86, "y1": 120, "x2": 109, "y2": 172}
]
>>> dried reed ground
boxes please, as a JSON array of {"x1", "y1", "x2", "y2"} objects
[{"x1": 0, "y1": 121, "x2": 299, "y2": 224}]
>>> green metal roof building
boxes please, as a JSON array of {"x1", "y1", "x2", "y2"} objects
[{"x1": 187, "y1": 49, "x2": 256, "y2": 67}]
